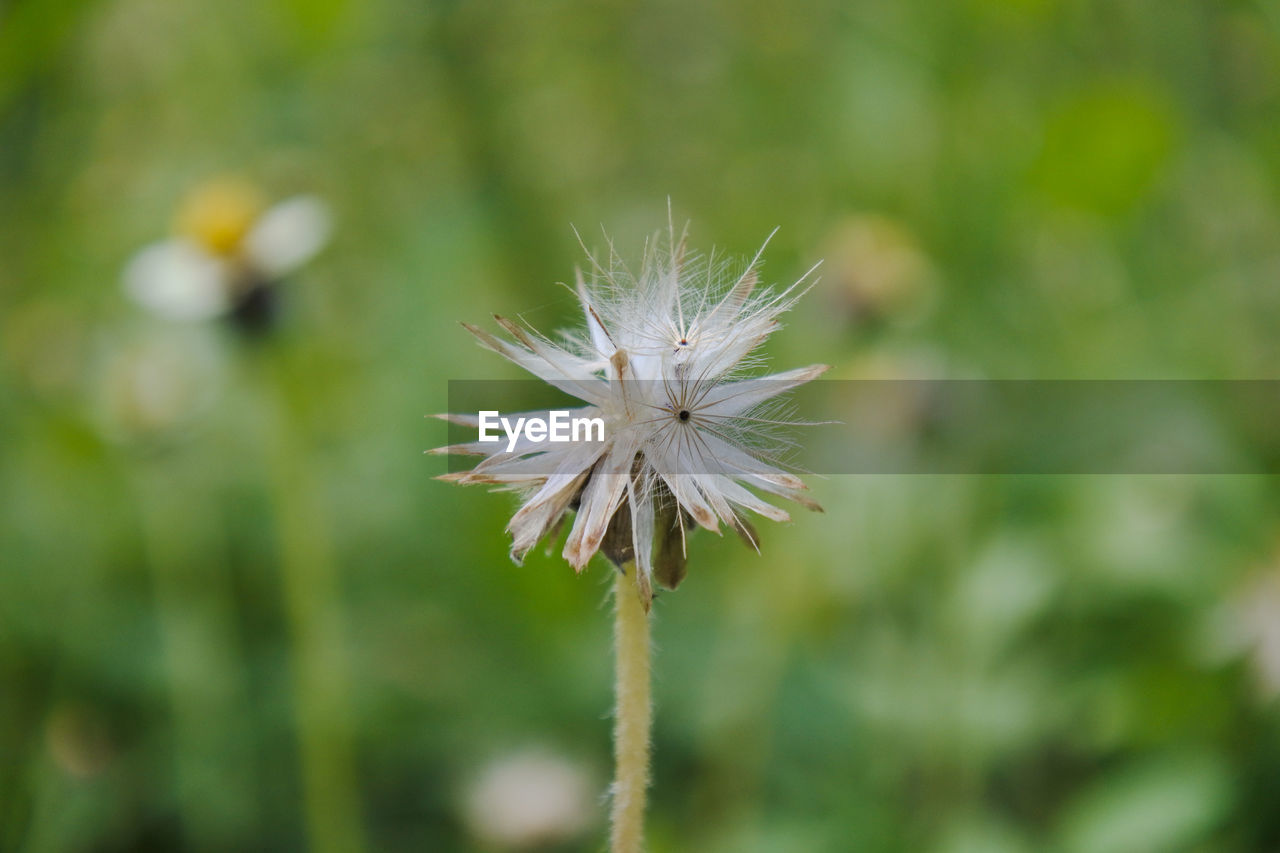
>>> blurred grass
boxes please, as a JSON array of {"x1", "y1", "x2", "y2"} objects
[{"x1": 4, "y1": 0, "x2": 1280, "y2": 850}]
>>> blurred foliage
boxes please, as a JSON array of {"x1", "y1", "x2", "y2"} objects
[{"x1": 4, "y1": 0, "x2": 1280, "y2": 851}]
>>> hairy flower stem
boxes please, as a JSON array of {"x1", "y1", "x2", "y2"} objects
[{"x1": 610, "y1": 564, "x2": 652, "y2": 853}]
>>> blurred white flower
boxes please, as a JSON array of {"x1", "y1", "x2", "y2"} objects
[
  {"x1": 1212, "y1": 569, "x2": 1280, "y2": 700},
  {"x1": 124, "y1": 240, "x2": 230, "y2": 321},
  {"x1": 462, "y1": 751, "x2": 594, "y2": 850},
  {"x1": 434, "y1": 223, "x2": 827, "y2": 606},
  {"x1": 94, "y1": 327, "x2": 223, "y2": 444},
  {"x1": 122, "y1": 178, "x2": 331, "y2": 325}
]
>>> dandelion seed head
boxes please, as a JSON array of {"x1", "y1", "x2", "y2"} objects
[{"x1": 436, "y1": 219, "x2": 827, "y2": 608}]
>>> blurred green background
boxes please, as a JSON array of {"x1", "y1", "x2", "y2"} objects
[{"x1": 5, "y1": 0, "x2": 1280, "y2": 851}]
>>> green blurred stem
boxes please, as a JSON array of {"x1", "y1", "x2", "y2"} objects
[
  {"x1": 610, "y1": 564, "x2": 651, "y2": 853},
  {"x1": 135, "y1": 462, "x2": 254, "y2": 850},
  {"x1": 264, "y1": 383, "x2": 365, "y2": 853}
]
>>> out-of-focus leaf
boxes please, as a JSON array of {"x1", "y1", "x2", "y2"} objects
[
  {"x1": 1032, "y1": 81, "x2": 1179, "y2": 215},
  {"x1": 0, "y1": 0, "x2": 97, "y2": 116},
  {"x1": 1055, "y1": 752, "x2": 1232, "y2": 853}
]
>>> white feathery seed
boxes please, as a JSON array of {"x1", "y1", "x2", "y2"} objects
[{"x1": 434, "y1": 218, "x2": 828, "y2": 607}]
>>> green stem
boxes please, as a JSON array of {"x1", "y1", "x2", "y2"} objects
[
  {"x1": 263, "y1": 378, "x2": 365, "y2": 853},
  {"x1": 610, "y1": 564, "x2": 652, "y2": 853},
  {"x1": 135, "y1": 462, "x2": 254, "y2": 850}
]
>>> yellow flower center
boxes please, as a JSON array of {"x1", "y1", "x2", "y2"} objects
[{"x1": 175, "y1": 178, "x2": 264, "y2": 256}]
